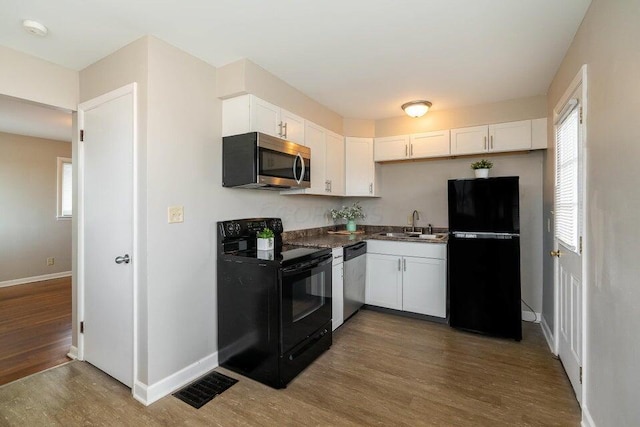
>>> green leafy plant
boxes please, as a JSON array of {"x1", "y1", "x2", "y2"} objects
[
  {"x1": 470, "y1": 159, "x2": 493, "y2": 170},
  {"x1": 330, "y1": 202, "x2": 366, "y2": 221},
  {"x1": 257, "y1": 227, "x2": 274, "y2": 239}
]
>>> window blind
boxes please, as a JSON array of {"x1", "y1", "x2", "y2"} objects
[{"x1": 555, "y1": 101, "x2": 580, "y2": 251}]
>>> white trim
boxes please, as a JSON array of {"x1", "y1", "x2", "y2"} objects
[
  {"x1": 76, "y1": 83, "x2": 138, "y2": 395},
  {"x1": 0, "y1": 271, "x2": 71, "y2": 288},
  {"x1": 67, "y1": 345, "x2": 78, "y2": 360},
  {"x1": 581, "y1": 405, "x2": 596, "y2": 427},
  {"x1": 540, "y1": 316, "x2": 556, "y2": 354},
  {"x1": 132, "y1": 352, "x2": 219, "y2": 406},
  {"x1": 522, "y1": 310, "x2": 541, "y2": 323}
]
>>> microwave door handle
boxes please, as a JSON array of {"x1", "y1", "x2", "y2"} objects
[{"x1": 295, "y1": 153, "x2": 304, "y2": 185}]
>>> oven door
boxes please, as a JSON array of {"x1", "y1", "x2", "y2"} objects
[{"x1": 281, "y1": 254, "x2": 332, "y2": 353}]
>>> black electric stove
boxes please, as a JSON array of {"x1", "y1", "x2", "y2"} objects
[{"x1": 217, "y1": 218, "x2": 332, "y2": 389}]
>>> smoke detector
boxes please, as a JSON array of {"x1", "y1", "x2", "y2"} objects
[{"x1": 22, "y1": 20, "x2": 48, "y2": 37}]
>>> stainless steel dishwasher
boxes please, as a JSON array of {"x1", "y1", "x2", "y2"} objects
[{"x1": 343, "y1": 241, "x2": 367, "y2": 321}]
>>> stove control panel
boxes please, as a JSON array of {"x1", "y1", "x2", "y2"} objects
[{"x1": 218, "y1": 218, "x2": 284, "y2": 240}]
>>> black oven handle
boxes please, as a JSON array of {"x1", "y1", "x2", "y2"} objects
[{"x1": 282, "y1": 253, "x2": 332, "y2": 274}]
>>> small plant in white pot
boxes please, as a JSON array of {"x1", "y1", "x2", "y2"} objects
[
  {"x1": 256, "y1": 227, "x2": 275, "y2": 250},
  {"x1": 471, "y1": 159, "x2": 493, "y2": 178}
]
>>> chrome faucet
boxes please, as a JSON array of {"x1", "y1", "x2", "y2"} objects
[{"x1": 411, "y1": 210, "x2": 420, "y2": 232}]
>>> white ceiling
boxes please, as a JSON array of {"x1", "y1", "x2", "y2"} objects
[
  {"x1": 0, "y1": 95, "x2": 72, "y2": 141},
  {"x1": 0, "y1": 0, "x2": 591, "y2": 120}
]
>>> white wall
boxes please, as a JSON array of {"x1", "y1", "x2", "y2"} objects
[
  {"x1": 0, "y1": 132, "x2": 72, "y2": 282},
  {"x1": 352, "y1": 151, "x2": 544, "y2": 315},
  {"x1": 546, "y1": 0, "x2": 640, "y2": 424}
]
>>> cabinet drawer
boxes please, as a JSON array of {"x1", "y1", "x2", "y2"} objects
[
  {"x1": 332, "y1": 246, "x2": 344, "y2": 266},
  {"x1": 366, "y1": 240, "x2": 446, "y2": 259}
]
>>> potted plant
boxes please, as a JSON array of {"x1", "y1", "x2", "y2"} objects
[
  {"x1": 471, "y1": 159, "x2": 493, "y2": 178},
  {"x1": 330, "y1": 202, "x2": 366, "y2": 232},
  {"x1": 256, "y1": 227, "x2": 275, "y2": 250}
]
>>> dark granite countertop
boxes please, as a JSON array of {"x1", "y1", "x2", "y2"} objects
[{"x1": 283, "y1": 225, "x2": 448, "y2": 249}]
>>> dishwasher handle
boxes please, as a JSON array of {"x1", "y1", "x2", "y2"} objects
[{"x1": 344, "y1": 241, "x2": 367, "y2": 261}]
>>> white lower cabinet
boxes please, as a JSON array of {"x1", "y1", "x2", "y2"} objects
[
  {"x1": 365, "y1": 253, "x2": 403, "y2": 310},
  {"x1": 365, "y1": 240, "x2": 447, "y2": 318},
  {"x1": 332, "y1": 247, "x2": 344, "y2": 331}
]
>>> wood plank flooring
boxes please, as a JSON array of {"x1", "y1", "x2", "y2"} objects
[
  {"x1": 0, "y1": 277, "x2": 72, "y2": 386},
  {"x1": 0, "y1": 309, "x2": 580, "y2": 426}
]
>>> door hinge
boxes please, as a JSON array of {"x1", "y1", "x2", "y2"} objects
[
  {"x1": 579, "y1": 366, "x2": 583, "y2": 384},
  {"x1": 579, "y1": 107, "x2": 583, "y2": 124},
  {"x1": 80, "y1": 321, "x2": 84, "y2": 334},
  {"x1": 579, "y1": 236, "x2": 583, "y2": 254},
  {"x1": 80, "y1": 129, "x2": 84, "y2": 142}
]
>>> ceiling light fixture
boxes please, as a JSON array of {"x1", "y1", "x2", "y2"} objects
[
  {"x1": 22, "y1": 20, "x2": 48, "y2": 37},
  {"x1": 401, "y1": 100, "x2": 432, "y2": 118}
]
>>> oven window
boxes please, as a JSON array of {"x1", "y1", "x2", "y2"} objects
[
  {"x1": 259, "y1": 148, "x2": 296, "y2": 180},
  {"x1": 291, "y1": 271, "x2": 325, "y2": 322}
]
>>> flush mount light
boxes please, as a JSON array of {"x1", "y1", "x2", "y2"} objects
[
  {"x1": 22, "y1": 20, "x2": 48, "y2": 37},
  {"x1": 401, "y1": 100, "x2": 432, "y2": 118}
]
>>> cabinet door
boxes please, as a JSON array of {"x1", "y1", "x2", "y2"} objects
[
  {"x1": 251, "y1": 96, "x2": 282, "y2": 138},
  {"x1": 402, "y1": 256, "x2": 446, "y2": 318},
  {"x1": 325, "y1": 131, "x2": 345, "y2": 196},
  {"x1": 345, "y1": 137, "x2": 375, "y2": 196},
  {"x1": 365, "y1": 253, "x2": 403, "y2": 310},
  {"x1": 304, "y1": 121, "x2": 327, "y2": 195},
  {"x1": 374, "y1": 135, "x2": 409, "y2": 162},
  {"x1": 489, "y1": 120, "x2": 531, "y2": 152},
  {"x1": 332, "y1": 263, "x2": 344, "y2": 331},
  {"x1": 281, "y1": 109, "x2": 305, "y2": 144},
  {"x1": 450, "y1": 125, "x2": 488, "y2": 155},
  {"x1": 410, "y1": 130, "x2": 451, "y2": 159}
]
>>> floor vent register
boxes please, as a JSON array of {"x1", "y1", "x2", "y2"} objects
[{"x1": 173, "y1": 371, "x2": 238, "y2": 409}]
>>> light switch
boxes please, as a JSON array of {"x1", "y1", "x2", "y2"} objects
[{"x1": 168, "y1": 206, "x2": 184, "y2": 223}]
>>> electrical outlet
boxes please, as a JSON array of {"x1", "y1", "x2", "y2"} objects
[
  {"x1": 47, "y1": 257, "x2": 55, "y2": 266},
  {"x1": 168, "y1": 206, "x2": 184, "y2": 224}
]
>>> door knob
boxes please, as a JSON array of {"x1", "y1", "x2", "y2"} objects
[
  {"x1": 549, "y1": 250, "x2": 562, "y2": 258},
  {"x1": 115, "y1": 254, "x2": 130, "y2": 264}
]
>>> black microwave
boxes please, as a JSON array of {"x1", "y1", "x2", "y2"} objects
[{"x1": 222, "y1": 132, "x2": 311, "y2": 190}]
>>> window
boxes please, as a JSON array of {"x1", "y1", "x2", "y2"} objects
[
  {"x1": 554, "y1": 99, "x2": 580, "y2": 251},
  {"x1": 57, "y1": 157, "x2": 72, "y2": 219}
]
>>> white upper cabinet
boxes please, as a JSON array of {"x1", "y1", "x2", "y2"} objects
[
  {"x1": 450, "y1": 125, "x2": 489, "y2": 155},
  {"x1": 325, "y1": 130, "x2": 345, "y2": 196},
  {"x1": 222, "y1": 94, "x2": 305, "y2": 145},
  {"x1": 451, "y1": 120, "x2": 535, "y2": 155},
  {"x1": 374, "y1": 135, "x2": 410, "y2": 162},
  {"x1": 304, "y1": 121, "x2": 327, "y2": 195},
  {"x1": 345, "y1": 137, "x2": 377, "y2": 197},
  {"x1": 410, "y1": 130, "x2": 451, "y2": 159},
  {"x1": 489, "y1": 120, "x2": 531, "y2": 152}
]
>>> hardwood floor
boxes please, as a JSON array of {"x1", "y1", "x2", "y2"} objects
[
  {"x1": 0, "y1": 277, "x2": 72, "y2": 386},
  {"x1": 0, "y1": 309, "x2": 580, "y2": 426}
]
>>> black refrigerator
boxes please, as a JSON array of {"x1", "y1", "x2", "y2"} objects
[{"x1": 448, "y1": 176, "x2": 522, "y2": 341}]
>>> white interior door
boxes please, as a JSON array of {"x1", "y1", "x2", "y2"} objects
[
  {"x1": 553, "y1": 82, "x2": 584, "y2": 403},
  {"x1": 79, "y1": 85, "x2": 135, "y2": 388}
]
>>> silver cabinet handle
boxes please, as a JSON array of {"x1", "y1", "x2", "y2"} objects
[
  {"x1": 484, "y1": 136, "x2": 487, "y2": 150},
  {"x1": 405, "y1": 144, "x2": 408, "y2": 157},
  {"x1": 369, "y1": 183, "x2": 373, "y2": 194},
  {"x1": 283, "y1": 122, "x2": 288, "y2": 139},
  {"x1": 410, "y1": 144, "x2": 413, "y2": 156},
  {"x1": 328, "y1": 180, "x2": 332, "y2": 193},
  {"x1": 398, "y1": 258, "x2": 401, "y2": 271},
  {"x1": 403, "y1": 258, "x2": 406, "y2": 271},
  {"x1": 490, "y1": 135, "x2": 494, "y2": 149},
  {"x1": 115, "y1": 254, "x2": 130, "y2": 264},
  {"x1": 278, "y1": 121, "x2": 283, "y2": 137}
]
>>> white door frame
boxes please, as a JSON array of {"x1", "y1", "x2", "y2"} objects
[
  {"x1": 76, "y1": 83, "x2": 139, "y2": 390},
  {"x1": 552, "y1": 65, "x2": 588, "y2": 405}
]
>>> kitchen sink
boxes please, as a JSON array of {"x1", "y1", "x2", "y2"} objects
[{"x1": 378, "y1": 232, "x2": 447, "y2": 240}]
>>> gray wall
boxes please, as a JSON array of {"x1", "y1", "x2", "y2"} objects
[
  {"x1": 0, "y1": 131, "x2": 72, "y2": 282},
  {"x1": 546, "y1": 0, "x2": 640, "y2": 424},
  {"x1": 353, "y1": 151, "x2": 544, "y2": 315}
]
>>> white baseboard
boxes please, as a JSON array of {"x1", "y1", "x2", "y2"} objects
[
  {"x1": 582, "y1": 405, "x2": 596, "y2": 427},
  {"x1": 133, "y1": 351, "x2": 218, "y2": 406},
  {"x1": 67, "y1": 345, "x2": 78, "y2": 360},
  {"x1": 0, "y1": 271, "x2": 71, "y2": 288},
  {"x1": 522, "y1": 310, "x2": 541, "y2": 323},
  {"x1": 540, "y1": 316, "x2": 556, "y2": 354}
]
